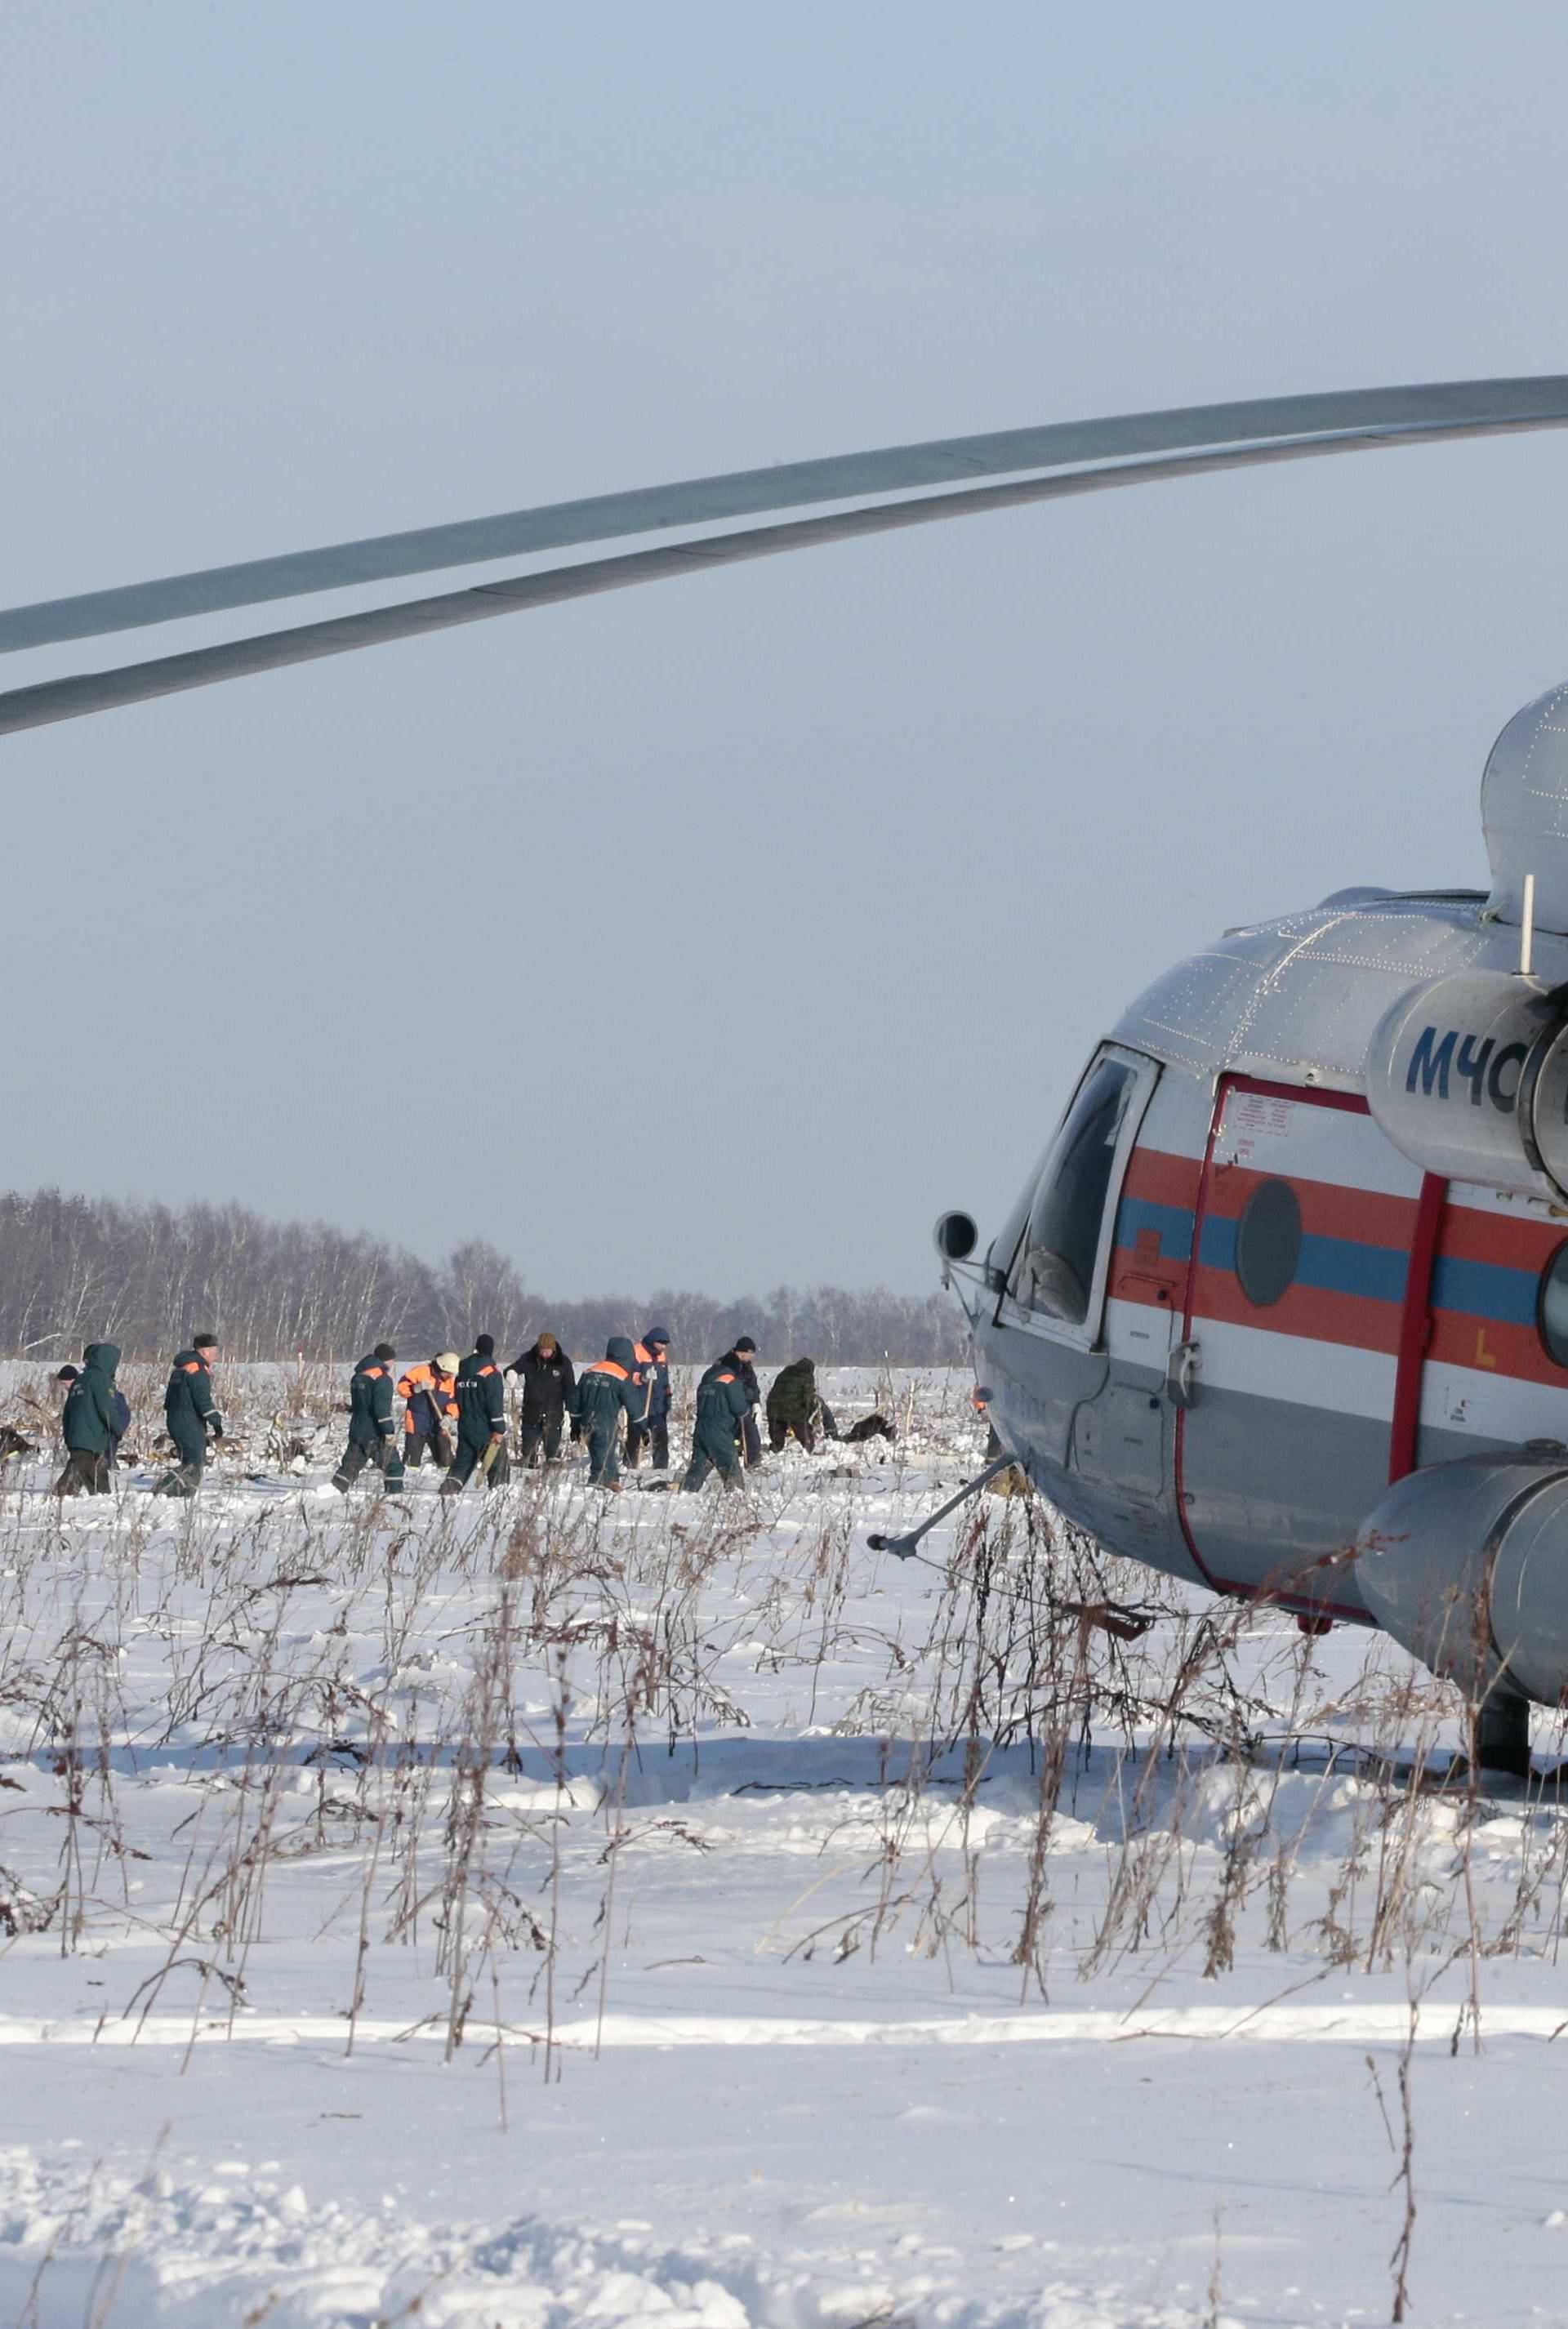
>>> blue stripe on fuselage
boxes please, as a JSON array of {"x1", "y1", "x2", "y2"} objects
[
  {"x1": 1196, "y1": 1217, "x2": 1409, "y2": 1303},
  {"x1": 1118, "y1": 1200, "x2": 1541, "y2": 1324},
  {"x1": 1117, "y1": 1206, "x2": 1409, "y2": 1303},
  {"x1": 1432, "y1": 1254, "x2": 1539, "y2": 1328},
  {"x1": 1115, "y1": 1197, "x2": 1194, "y2": 1262}
]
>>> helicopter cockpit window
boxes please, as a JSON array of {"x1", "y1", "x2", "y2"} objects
[
  {"x1": 1006, "y1": 1058, "x2": 1136, "y2": 1326},
  {"x1": 1538, "y1": 1241, "x2": 1568, "y2": 1369}
]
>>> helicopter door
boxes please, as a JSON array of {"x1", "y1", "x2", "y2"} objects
[
  {"x1": 990, "y1": 1044, "x2": 1159, "y2": 1462},
  {"x1": 1178, "y1": 1076, "x2": 1426, "y2": 1606},
  {"x1": 997, "y1": 1044, "x2": 1157, "y2": 1343},
  {"x1": 1072, "y1": 1071, "x2": 1196, "y2": 1512}
]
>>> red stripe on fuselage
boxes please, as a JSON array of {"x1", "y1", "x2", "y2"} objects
[
  {"x1": 1200, "y1": 1163, "x2": 1416, "y2": 1247},
  {"x1": 1120, "y1": 1147, "x2": 1416, "y2": 1247},
  {"x1": 1186, "y1": 1267, "x2": 1402, "y2": 1354},
  {"x1": 1427, "y1": 1313, "x2": 1563, "y2": 1384},
  {"x1": 1434, "y1": 1205, "x2": 1566, "y2": 1271},
  {"x1": 1121, "y1": 1147, "x2": 1203, "y2": 1208}
]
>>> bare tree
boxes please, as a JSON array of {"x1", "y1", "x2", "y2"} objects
[{"x1": 0, "y1": 1185, "x2": 970, "y2": 1365}]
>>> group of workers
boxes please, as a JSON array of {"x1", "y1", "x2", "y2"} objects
[
  {"x1": 52, "y1": 1336, "x2": 222, "y2": 1498},
  {"x1": 43, "y1": 1325, "x2": 866, "y2": 1501},
  {"x1": 331, "y1": 1327, "x2": 773, "y2": 1496}
]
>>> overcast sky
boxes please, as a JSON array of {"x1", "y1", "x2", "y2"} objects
[{"x1": 4, "y1": 1, "x2": 1568, "y2": 1297}]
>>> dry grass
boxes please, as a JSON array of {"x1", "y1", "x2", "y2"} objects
[{"x1": 0, "y1": 1364, "x2": 1562, "y2": 2078}]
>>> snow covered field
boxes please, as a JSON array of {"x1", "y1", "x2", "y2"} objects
[{"x1": 0, "y1": 1365, "x2": 1566, "y2": 2327}]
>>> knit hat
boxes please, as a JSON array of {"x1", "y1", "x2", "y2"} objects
[
  {"x1": 733, "y1": 1336, "x2": 756, "y2": 1354},
  {"x1": 644, "y1": 1325, "x2": 670, "y2": 1347},
  {"x1": 537, "y1": 1333, "x2": 558, "y2": 1354},
  {"x1": 475, "y1": 1334, "x2": 496, "y2": 1358},
  {"x1": 373, "y1": 1343, "x2": 396, "y2": 1362}
]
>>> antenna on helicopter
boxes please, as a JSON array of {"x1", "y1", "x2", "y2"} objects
[{"x1": 1520, "y1": 871, "x2": 1537, "y2": 977}]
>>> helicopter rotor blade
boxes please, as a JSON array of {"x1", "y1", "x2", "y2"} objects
[
  {"x1": 3, "y1": 375, "x2": 1568, "y2": 657},
  {"x1": 1, "y1": 410, "x2": 1562, "y2": 739}
]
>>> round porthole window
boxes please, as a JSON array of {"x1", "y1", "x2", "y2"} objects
[
  {"x1": 1235, "y1": 1178, "x2": 1303, "y2": 1308},
  {"x1": 1539, "y1": 1242, "x2": 1568, "y2": 1368}
]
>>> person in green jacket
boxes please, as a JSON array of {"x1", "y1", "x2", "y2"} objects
[
  {"x1": 156, "y1": 1333, "x2": 222, "y2": 1497},
  {"x1": 765, "y1": 1356, "x2": 824, "y2": 1453},
  {"x1": 54, "y1": 1341, "x2": 122, "y2": 1496},
  {"x1": 681, "y1": 1358, "x2": 750, "y2": 1493},
  {"x1": 440, "y1": 1336, "x2": 510, "y2": 1494},
  {"x1": 332, "y1": 1343, "x2": 404, "y2": 1494},
  {"x1": 573, "y1": 1338, "x2": 646, "y2": 1490}
]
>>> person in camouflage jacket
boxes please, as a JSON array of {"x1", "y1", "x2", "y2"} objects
[{"x1": 765, "y1": 1356, "x2": 826, "y2": 1453}]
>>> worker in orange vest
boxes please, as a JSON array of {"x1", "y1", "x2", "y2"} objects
[
  {"x1": 680, "y1": 1358, "x2": 749, "y2": 1492},
  {"x1": 398, "y1": 1352, "x2": 461, "y2": 1472},
  {"x1": 626, "y1": 1325, "x2": 671, "y2": 1470},
  {"x1": 332, "y1": 1344, "x2": 403, "y2": 1494},
  {"x1": 572, "y1": 1338, "x2": 647, "y2": 1490},
  {"x1": 439, "y1": 1336, "x2": 510, "y2": 1494}
]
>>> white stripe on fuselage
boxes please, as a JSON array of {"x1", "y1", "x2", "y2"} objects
[
  {"x1": 1211, "y1": 1089, "x2": 1423, "y2": 1196},
  {"x1": 1143, "y1": 1309, "x2": 1395, "y2": 1422},
  {"x1": 1419, "y1": 1360, "x2": 1568, "y2": 1446},
  {"x1": 1111, "y1": 1307, "x2": 1565, "y2": 1445}
]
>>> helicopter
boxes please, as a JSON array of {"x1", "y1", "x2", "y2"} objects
[
  {"x1": 929, "y1": 686, "x2": 1568, "y2": 1778},
  {"x1": 7, "y1": 374, "x2": 1568, "y2": 1770}
]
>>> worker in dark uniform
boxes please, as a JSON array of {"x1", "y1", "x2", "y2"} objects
[
  {"x1": 333, "y1": 1344, "x2": 403, "y2": 1493},
  {"x1": 706, "y1": 1337, "x2": 762, "y2": 1466},
  {"x1": 766, "y1": 1356, "x2": 825, "y2": 1453},
  {"x1": 573, "y1": 1338, "x2": 646, "y2": 1490},
  {"x1": 626, "y1": 1325, "x2": 671, "y2": 1470},
  {"x1": 65, "y1": 1346, "x2": 130, "y2": 1466},
  {"x1": 441, "y1": 1335, "x2": 510, "y2": 1493},
  {"x1": 397, "y1": 1352, "x2": 460, "y2": 1472},
  {"x1": 54, "y1": 1365, "x2": 78, "y2": 1456},
  {"x1": 54, "y1": 1342, "x2": 122, "y2": 1495},
  {"x1": 508, "y1": 1333, "x2": 576, "y2": 1465},
  {"x1": 156, "y1": 1333, "x2": 222, "y2": 1497},
  {"x1": 681, "y1": 1357, "x2": 749, "y2": 1493}
]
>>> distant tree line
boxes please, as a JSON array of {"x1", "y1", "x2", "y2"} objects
[{"x1": 0, "y1": 1189, "x2": 970, "y2": 1368}]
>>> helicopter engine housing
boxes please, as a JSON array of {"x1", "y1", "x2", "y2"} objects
[
  {"x1": 1356, "y1": 1454, "x2": 1568, "y2": 1705},
  {"x1": 1365, "y1": 968, "x2": 1568, "y2": 1202}
]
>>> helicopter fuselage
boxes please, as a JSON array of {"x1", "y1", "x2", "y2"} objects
[{"x1": 947, "y1": 886, "x2": 1568, "y2": 1627}]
